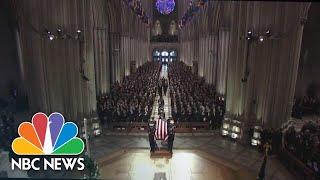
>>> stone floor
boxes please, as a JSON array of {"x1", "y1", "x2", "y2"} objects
[
  {"x1": 0, "y1": 133, "x2": 298, "y2": 179},
  {"x1": 97, "y1": 149, "x2": 256, "y2": 180},
  {"x1": 89, "y1": 134, "x2": 295, "y2": 180}
]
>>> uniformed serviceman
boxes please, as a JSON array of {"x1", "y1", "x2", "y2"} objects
[
  {"x1": 149, "y1": 124, "x2": 156, "y2": 152},
  {"x1": 167, "y1": 119, "x2": 175, "y2": 153}
]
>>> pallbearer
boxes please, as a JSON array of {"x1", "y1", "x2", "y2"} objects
[
  {"x1": 158, "y1": 96, "x2": 164, "y2": 107},
  {"x1": 157, "y1": 81, "x2": 163, "y2": 97},
  {"x1": 163, "y1": 78, "x2": 168, "y2": 96},
  {"x1": 167, "y1": 118, "x2": 175, "y2": 154},
  {"x1": 148, "y1": 123, "x2": 156, "y2": 152}
]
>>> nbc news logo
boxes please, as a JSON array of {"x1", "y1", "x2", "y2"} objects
[{"x1": 11, "y1": 112, "x2": 85, "y2": 171}]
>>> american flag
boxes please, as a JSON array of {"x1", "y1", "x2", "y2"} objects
[{"x1": 155, "y1": 118, "x2": 168, "y2": 141}]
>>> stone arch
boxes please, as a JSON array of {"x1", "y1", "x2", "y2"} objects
[{"x1": 295, "y1": 3, "x2": 320, "y2": 99}]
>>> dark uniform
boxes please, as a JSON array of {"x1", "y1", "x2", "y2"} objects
[
  {"x1": 163, "y1": 79, "x2": 168, "y2": 95},
  {"x1": 157, "y1": 82, "x2": 162, "y2": 97},
  {"x1": 158, "y1": 98, "x2": 164, "y2": 107},
  {"x1": 149, "y1": 127, "x2": 156, "y2": 152},
  {"x1": 167, "y1": 122, "x2": 175, "y2": 153}
]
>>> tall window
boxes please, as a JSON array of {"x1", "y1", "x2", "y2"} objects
[
  {"x1": 153, "y1": 49, "x2": 177, "y2": 62},
  {"x1": 169, "y1": 50, "x2": 177, "y2": 61},
  {"x1": 161, "y1": 51, "x2": 169, "y2": 62}
]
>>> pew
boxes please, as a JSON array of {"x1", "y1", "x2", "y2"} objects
[
  {"x1": 111, "y1": 122, "x2": 149, "y2": 132},
  {"x1": 279, "y1": 148, "x2": 318, "y2": 180},
  {"x1": 110, "y1": 121, "x2": 210, "y2": 133}
]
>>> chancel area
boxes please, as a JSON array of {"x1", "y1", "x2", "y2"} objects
[{"x1": 0, "y1": 0, "x2": 320, "y2": 179}]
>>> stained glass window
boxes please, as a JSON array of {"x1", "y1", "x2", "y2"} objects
[{"x1": 156, "y1": 0, "x2": 175, "y2": 15}]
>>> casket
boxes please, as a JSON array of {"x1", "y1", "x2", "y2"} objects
[{"x1": 155, "y1": 118, "x2": 168, "y2": 140}]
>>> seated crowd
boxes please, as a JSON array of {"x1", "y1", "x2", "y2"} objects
[
  {"x1": 168, "y1": 61, "x2": 225, "y2": 127},
  {"x1": 292, "y1": 95, "x2": 320, "y2": 119},
  {"x1": 284, "y1": 122, "x2": 320, "y2": 175},
  {"x1": 97, "y1": 62, "x2": 161, "y2": 124},
  {"x1": 0, "y1": 111, "x2": 16, "y2": 150}
]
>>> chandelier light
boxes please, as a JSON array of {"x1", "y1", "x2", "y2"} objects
[
  {"x1": 179, "y1": 0, "x2": 208, "y2": 28},
  {"x1": 123, "y1": 0, "x2": 150, "y2": 25},
  {"x1": 156, "y1": 0, "x2": 175, "y2": 15}
]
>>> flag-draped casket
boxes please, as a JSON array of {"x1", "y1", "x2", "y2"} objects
[{"x1": 155, "y1": 118, "x2": 168, "y2": 140}]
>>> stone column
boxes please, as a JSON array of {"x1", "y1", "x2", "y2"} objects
[
  {"x1": 17, "y1": 0, "x2": 100, "y2": 121},
  {"x1": 225, "y1": 2, "x2": 310, "y2": 136}
]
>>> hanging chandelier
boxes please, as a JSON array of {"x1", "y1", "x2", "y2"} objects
[
  {"x1": 156, "y1": 0, "x2": 175, "y2": 15},
  {"x1": 123, "y1": 0, "x2": 150, "y2": 25},
  {"x1": 179, "y1": 0, "x2": 208, "y2": 29}
]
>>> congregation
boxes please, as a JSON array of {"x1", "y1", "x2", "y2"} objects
[
  {"x1": 292, "y1": 95, "x2": 320, "y2": 119},
  {"x1": 284, "y1": 122, "x2": 320, "y2": 176},
  {"x1": 97, "y1": 62, "x2": 161, "y2": 124},
  {"x1": 168, "y1": 61, "x2": 225, "y2": 128}
]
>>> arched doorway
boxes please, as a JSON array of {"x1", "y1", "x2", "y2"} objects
[
  {"x1": 152, "y1": 49, "x2": 178, "y2": 63},
  {"x1": 161, "y1": 51, "x2": 169, "y2": 63}
]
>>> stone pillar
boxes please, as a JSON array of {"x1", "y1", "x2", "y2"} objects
[
  {"x1": 225, "y1": 2, "x2": 310, "y2": 134},
  {"x1": 17, "y1": 0, "x2": 100, "y2": 121},
  {"x1": 216, "y1": 29, "x2": 230, "y2": 96}
]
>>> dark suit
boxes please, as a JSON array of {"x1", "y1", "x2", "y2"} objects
[
  {"x1": 168, "y1": 132, "x2": 174, "y2": 153},
  {"x1": 149, "y1": 131, "x2": 156, "y2": 152},
  {"x1": 163, "y1": 80, "x2": 168, "y2": 95},
  {"x1": 157, "y1": 83, "x2": 162, "y2": 97},
  {"x1": 167, "y1": 124, "x2": 175, "y2": 153}
]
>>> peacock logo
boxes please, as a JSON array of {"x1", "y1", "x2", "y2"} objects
[{"x1": 12, "y1": 112, "x2": 85, "y2": 155}]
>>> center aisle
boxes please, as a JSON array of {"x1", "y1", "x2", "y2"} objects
[{"x1": 151, "y1": 64, "x2": 172, "y2": 121}]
